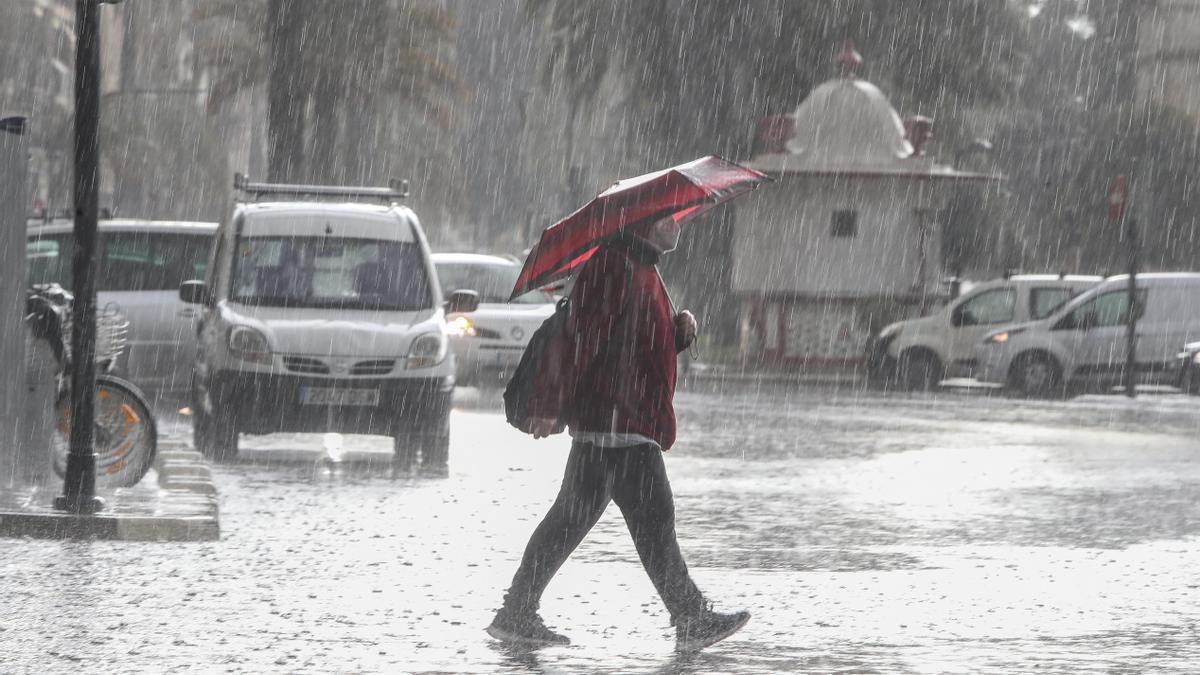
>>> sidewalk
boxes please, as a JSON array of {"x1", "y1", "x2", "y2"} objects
[{"x1": 0, "y1": 441, "x2": 219, "y2": 541}]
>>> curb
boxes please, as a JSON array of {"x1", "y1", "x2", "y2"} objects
[
  {"x1": 681, "y1": 365, "x2": 865, "y2": 388},
  {"x1": 152, "y1": 440, "x2": 221, "y2": 541}
]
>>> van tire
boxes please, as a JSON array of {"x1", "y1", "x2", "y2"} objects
[
  {"x1": 194, "y1": 405, "x2": 239, "y2": 461},
  {"x1": 1183, "y1": 365, "x2": 1199, "y2": 395},
  {"x1": 1009, "y1": 352, "x2": 1063, "y2": 398},
  {"x1": 896, "y1": 350, "x2": 943, "y2": 392},
  {"x1": 394, "y1": 406, "x2": 451, "y2": 467}
]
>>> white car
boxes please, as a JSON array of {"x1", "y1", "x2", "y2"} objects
[
  {"x1": 866, "y1": 275, "x2": 1100, "y2": 390},
  {"x1": 27, "y1": 218, "x2": 218, "y2": 398},
  {"x1": 977, "y1": 273, "x2": 1200, "y2": 396},
  {"x1": 182, "y1": 177, "x2": 477, "y2": 463},
  {"x1": 432, "y1": 253, "x2": 556, "y2": 387}
]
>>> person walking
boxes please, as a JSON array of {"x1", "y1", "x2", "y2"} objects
[{"x1": 486, "y1": 215, "x2": 750, "y2": 652}]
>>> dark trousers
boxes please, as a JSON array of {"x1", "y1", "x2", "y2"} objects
[{"x1": 502, "y1": 441, "x2": 706, "y2": 622}]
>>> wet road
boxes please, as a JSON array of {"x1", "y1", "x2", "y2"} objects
[{"x1": 3, "y1": 385, "x2": 1200, "y2": 673}]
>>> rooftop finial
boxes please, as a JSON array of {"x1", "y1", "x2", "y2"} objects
[{"x1": 835, "y1": 39, "x2": 862, "y2": 78}]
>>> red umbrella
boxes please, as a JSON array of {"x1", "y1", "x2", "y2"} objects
[{"x1": 510, "y1": 155, "x2": 770, "y2": 299}]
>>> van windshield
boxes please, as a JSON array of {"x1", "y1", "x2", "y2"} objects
[{"x1": 231, "y1": 236, "x2": 431, "y2": 311}]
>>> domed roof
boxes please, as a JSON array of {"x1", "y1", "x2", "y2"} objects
[
  {"x1": 785, "y1": 78, "x2": 913, "y2": 167},
  {"x1": 746, "y1": 41, "x2": 1001, "y2": 183}
]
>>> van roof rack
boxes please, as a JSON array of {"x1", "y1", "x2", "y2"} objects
[{"x1": 234, "y1": 173, "x2": 409, "y2": 204}]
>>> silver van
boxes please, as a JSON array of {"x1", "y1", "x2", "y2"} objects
[
  {"x1": 976, "y1": 273, "x2": 1200, "y2": 396},
  {"x1": 27, "y1": 219, "x2": 218, "y2": 397}
]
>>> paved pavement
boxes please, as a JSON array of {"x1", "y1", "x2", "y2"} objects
[
  {"x1": 0, "y1": 440, "x2": 219, "y2": 542},
  {"x1": 1, "y1": 385, "x2": 1198, "y2": 673}
]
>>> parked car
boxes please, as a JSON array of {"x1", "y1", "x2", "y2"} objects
[
  {"x1": 866, "y1": 274, "x2": 1101, "y2": 390},
  {"x1": 432, "y1": 253, "x2": 556, "y2": 387},
  {"x1": 182, "y1": 177, "x2": 478, "y2": 463},
  {"x1": 26, "y1": 218, "x2": 218, "y2": 396},
  {"x1": 1177, "y1": 341, "x2": 1200, "y2": 395},
  {"x1": 976, "y1": 273, "x2": 1200, "y2": 397}
]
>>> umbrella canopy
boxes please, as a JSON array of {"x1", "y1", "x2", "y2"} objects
[{"x1": 510, "y1": 155, "x2": 770, "y2": 299}]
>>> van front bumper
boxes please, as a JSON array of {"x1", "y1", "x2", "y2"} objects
[{"x1": 206, "y1": 370, "x2": 454, "y2": 436}]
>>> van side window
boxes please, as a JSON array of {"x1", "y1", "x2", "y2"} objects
[
  {"x1": 26, "y1": 235, "x2": 71, "y2": 287},
  {"x1": 953, "y1": 288, "x2": 1015, "y2": 326},
  {"x1": 1030, "y1": 287, "x2": 1077, "y2": 320},
  {"x1": 831, "y1": 210, "x2": 857, "y2": 238},
  {"x1": 1061, "y1": 289, "x2": 1147, "y2": 329},
  {"x1": 99, "y1": 233, "x2": 212, "y2": 292}
]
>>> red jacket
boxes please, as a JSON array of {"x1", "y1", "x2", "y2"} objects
[{"x1": 527, "y1": 241, "x2": 684, "y2": 450}]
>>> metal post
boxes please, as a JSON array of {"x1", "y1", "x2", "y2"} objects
[
  {"x1": 0, "y1": 117, "x2": 30, "y2": 482},
  {"x1": 1124, "y1": 217, "x2": 1139, "y2": 399},
  {"x1": 55, "y1": 0, "x2": 105, "y2": 514}
]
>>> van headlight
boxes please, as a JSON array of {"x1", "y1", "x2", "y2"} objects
[
  {"x1": 985, "y1": 327, "x2": 1025, "y2": 345},
  {"x1": 406, "y1": 332, "x2": 448, "y2": 369},
  {"x1": 1193, "y1": 352, "x2": 1200, "y2": 365},
  {"x1": 229, "y1": 326, "x2": 271, "y2": 364}
]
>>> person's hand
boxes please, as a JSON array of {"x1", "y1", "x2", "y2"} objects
[
  {"x1": 674, "y1": 310, "x2": 698, "y2": 346},
  {"x1": 527, "y1": 417, "x2": 557, "y2": 439}
]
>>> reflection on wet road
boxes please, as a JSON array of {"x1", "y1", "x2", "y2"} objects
[{"x1": 2, "y1": 385, "x2": 1198, "y2": 673}]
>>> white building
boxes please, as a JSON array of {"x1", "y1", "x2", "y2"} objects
[{"x1": 734, "y1": 41, "x2": 996, "y2": 370}]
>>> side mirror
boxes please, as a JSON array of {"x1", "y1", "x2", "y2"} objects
[
  {"x1": 179, "y1": 280, "x2": 210, "y2": 306},
  {"x1": 445, "y1": 289, "x2": 480, "y2": 314}
]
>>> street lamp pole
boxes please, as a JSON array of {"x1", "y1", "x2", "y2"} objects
[{"x1": 55, "y1": 0, "x2": 120, "y2": 514}]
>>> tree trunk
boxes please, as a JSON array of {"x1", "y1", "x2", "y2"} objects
[{"x1": 267, "y1": 0, "x2": 307, "y2": 182}]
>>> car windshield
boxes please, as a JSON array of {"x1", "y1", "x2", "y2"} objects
[
  {"x1": 26, "y1": 231, "x2": 211, "y2": 291},
  {"x1": 436, "y1": 261, "x2": 553, "y2": 305},
  {"x1": 231, "y1": 236, "x2": 431, "y2": 311}
]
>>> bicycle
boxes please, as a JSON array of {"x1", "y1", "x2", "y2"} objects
[{"x1": 27, "y1": 284, "x2": 158, "y2": 489}]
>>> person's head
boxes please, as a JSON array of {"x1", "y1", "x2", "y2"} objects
[{"x1": 631, "y1": 216, "x2": 682, "y2": 254}]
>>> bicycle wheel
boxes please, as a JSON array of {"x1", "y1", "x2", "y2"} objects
[{"x1": 52, "y1": 374, "x2": 158, "y2": 488}]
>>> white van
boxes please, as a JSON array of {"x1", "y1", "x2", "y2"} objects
[
  {"x1": 976, "y1": 273, "x2": 1200, "y2": 396},
  {"x1": 181, "y1": 177, "x2": 478, "y2": 463},
  {"x1": 866, "y1": 275, "x2": 1101, "y2": 389},
  {"x1": 27, "y1": 219, "x2": 218, "y2": 397}
]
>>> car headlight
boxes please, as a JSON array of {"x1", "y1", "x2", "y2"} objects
[
  {"x1": 228, "y1": 326, "x2": 271, "y2": 364},
  {"x1": 406, "y1": 332, "x2": 448, "y2": 369},
  {"x1": 1193, "y1": 352, "x2": 1200, "y2": 365},
  {"x1": 985, "y1": 327, "x2": 1025, "y2": 345},
  {"x1": 445, "y1": 314, "x2": 476, "y2": 338}
]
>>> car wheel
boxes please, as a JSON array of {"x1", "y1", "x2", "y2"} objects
[
  {"x1": 194, "y1": 404, "x2": 239, "y2": 461},
  {"x1": 896, "y1": 351, "x2": 943, "y2": 392},
  {"x1": 1009, "y1": 353, "x2": 1063, "y2": 398}
]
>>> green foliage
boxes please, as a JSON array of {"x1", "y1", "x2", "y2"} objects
[{"x1": 102, "y1": 97, "x2": 229, "y2": 221}]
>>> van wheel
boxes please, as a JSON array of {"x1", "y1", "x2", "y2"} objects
[
  {"x1": 1184, "y1": 366, "x2": 1200, "y2": 395},
  {"x1": 194, "y1": 405, "x2": 239, "y2": 461},
  {"x1": 1009, "y1": 353, "x2": 1063, "y2": 398},
  {"x1": 394, "y1": 411, "x2": 450, "y2": 467},
  {"x1": 896, "y1": 351, "x2": 943, "y2": 392}
]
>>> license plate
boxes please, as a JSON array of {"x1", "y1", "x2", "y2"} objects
[{"x1": 300, "y1": 387, "x2": 380, "y2": 406}]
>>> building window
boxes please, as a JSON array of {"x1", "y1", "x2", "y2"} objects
[{"x1": 831, "y1": 210, "x2": 857, "y2": 238}]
